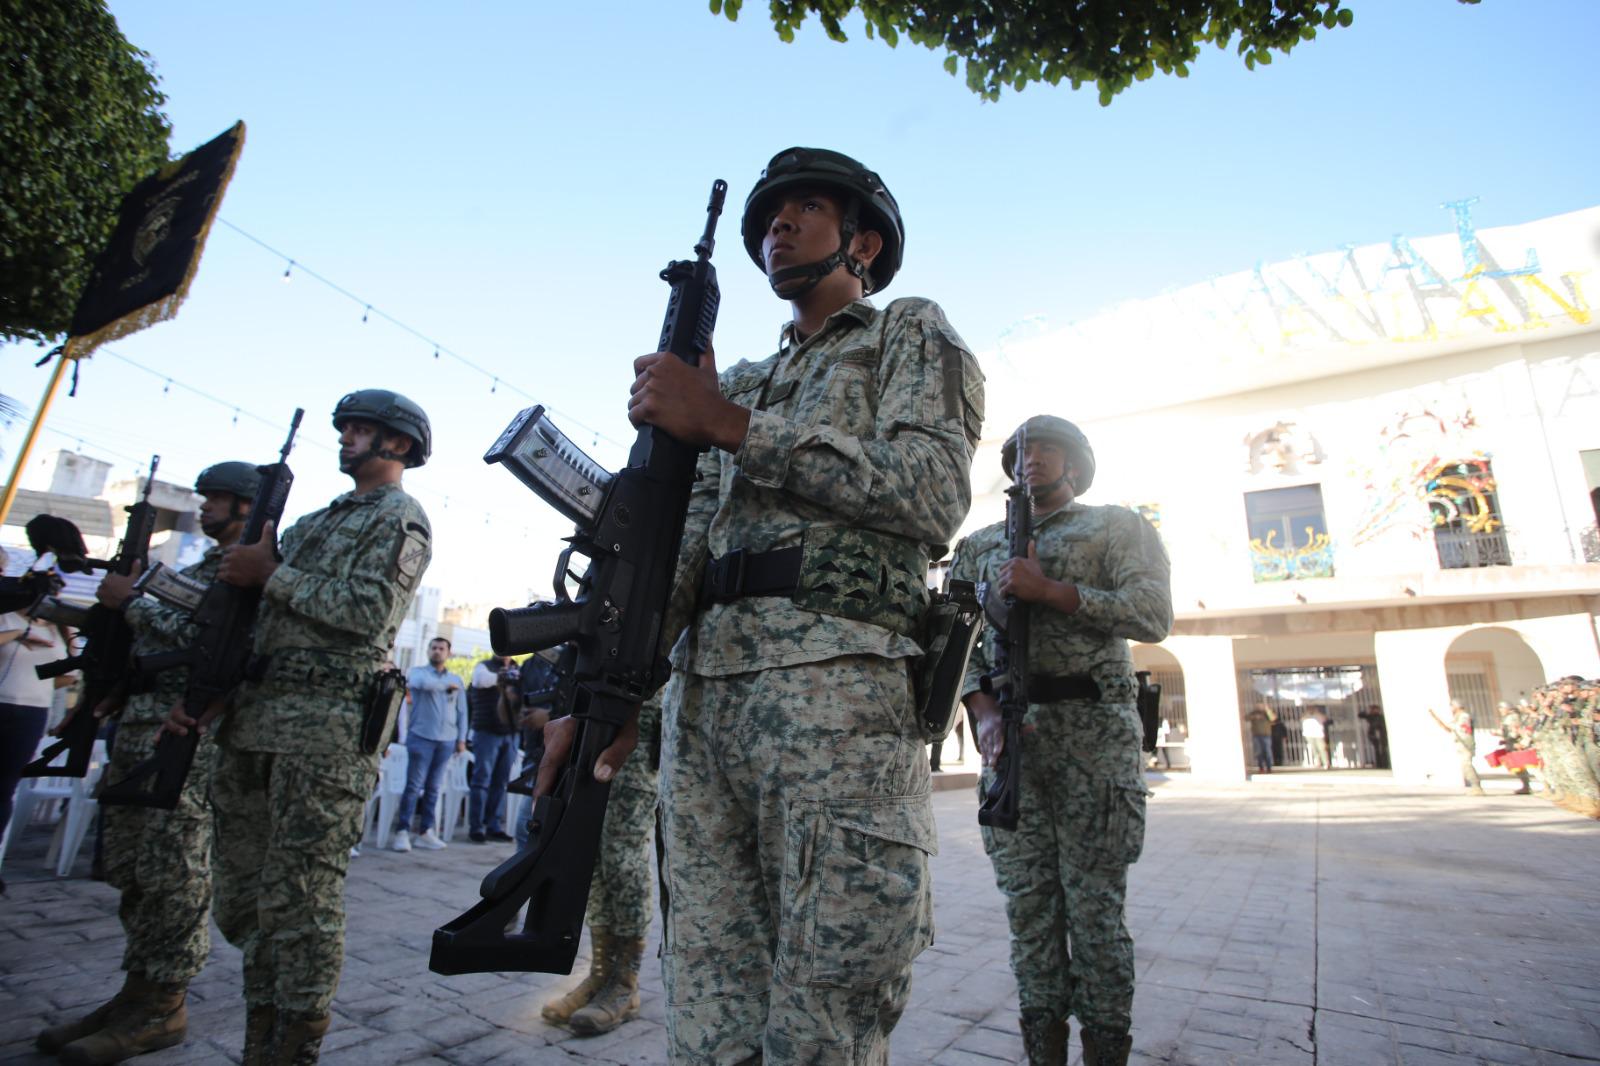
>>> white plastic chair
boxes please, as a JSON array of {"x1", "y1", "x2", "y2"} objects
[
  {"x1": 45, "y1": 759, "x2": 105, "y2": 876},
  {"x1": 2, "y1": 739, "x2": 106, "y2": 878},
  {"x1": 373, "y1": 745, "x2": 409, "y2": 849},
  {"x1": 437, "y1": 751, "x2": 473, "y2": 841},
  {"x1": 500, "y1": 749, "x2": 524, "y2": 833}
]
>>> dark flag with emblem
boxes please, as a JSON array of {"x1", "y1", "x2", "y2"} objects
[{"x1": 61, "y1": 120, "x2": 245, "y2": 361}]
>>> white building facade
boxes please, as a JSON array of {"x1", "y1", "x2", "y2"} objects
[{"x1": 966, "y1": 201, "x2": 1600, "y2": 786}]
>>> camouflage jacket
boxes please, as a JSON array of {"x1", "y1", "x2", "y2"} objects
[
  {"x1": 951, "y1": 501, "x2": 1172, "y2": 707},
  {"x1": 221, "y1": 480, "x2": 431, "y2": 754},
  {"x1": 662, "y1": 297, "x2": 984, "y2": 676},
  {"x1": 120, "y1": 546, "x2": 223, "y2": 726}
]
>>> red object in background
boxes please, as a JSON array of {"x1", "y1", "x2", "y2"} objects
[{"x1": 1487, "y1": 748, "x2": 1541, "y2": 769}]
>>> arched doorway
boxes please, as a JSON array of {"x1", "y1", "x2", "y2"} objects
[
  {"x1": 1443, "y1": 627, "x2": 1547, "y2": 730},
  {"x1": 1132, "y1": 644, "x2": 1188, "y2": 770}
]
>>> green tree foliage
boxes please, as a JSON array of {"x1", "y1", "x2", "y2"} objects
[
  {"x1": 1, "y1": 0, "x2": 172, "y2": 343},
  {"x1": 710, "y1": 0, "x2": 1481, "y2": 104}
]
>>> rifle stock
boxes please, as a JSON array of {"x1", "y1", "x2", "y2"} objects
[
  {"x1": 22, "y1": 456, "x2": 162, "y2": 779},
  {"x1": 432, "y1": 180, "x2": 727, "y2": 976},
  {"x1": 101, "y1": 412, "x2": 302, "y2": 810}
]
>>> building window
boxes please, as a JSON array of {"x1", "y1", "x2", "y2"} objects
[
  {"x1": 1244, "y1": 484, "x2": 1333, "y2": 582},
  {"x1": 1427, "y1": 458, "x2": 1510, "y2": 568},
  {"x1": 1580, "y1": 449, "x2": 1600, "y2": 562}
]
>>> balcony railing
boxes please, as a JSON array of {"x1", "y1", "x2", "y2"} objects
[{"x1": 1434, "y1": 527, "x2": 1512, "y2": 569}]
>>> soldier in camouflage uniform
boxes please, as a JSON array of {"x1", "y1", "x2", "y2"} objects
[
  {"x1": 1541, "y1": 677, "x2": 1600, "y2": 818},
  {"x1": 173, "y1": 389, "x2": 432, "y2": 1065},
  {"x1": 557, "y1": 147, "x2": 982, "y2": 1063},
  {"x1": 950, "y1": 416, "x2": 1172, "y2": 1066},
  {"x1": 1429, "y1": 702, "x2": 1485, "y2": 795},
  {"x1": 543, "y1": 694, "x2": 662, "y2": 1036},
  {"x1": 35, "y1": 462, "x2": 259, "y2": 1065}
]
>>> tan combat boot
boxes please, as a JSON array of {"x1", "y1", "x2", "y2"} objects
[
  {"x1": 270, "y1": 1012, "x2": 331, "y2": 1066},
  {"x1": 1081, "y1": 1026, "x2": 1132, "y2": 1066},
  {"x1": 569, "y1": 935, "x2": 644, "y2": 1035},
  {"x1": 541, "y1": 928, "x2": 609, "y2": 1024},
  {"x1": 58, "y1": 975, "x2": 187, "y2": 1065},
  {"x1": 242, "y1": 1002, "x2": 277, "y2": 1066},
  {"x1": 36, "y1": 974, "x2": 132, "y2": 1053},
  {"x1": 1018, "y1": 1010, "x2": 1068, "y2": 1066}
]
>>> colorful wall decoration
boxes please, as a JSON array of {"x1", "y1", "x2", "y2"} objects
[
  {"x1": 1348, "y1": 401, "x2": 1488, "y2": 546},
  {"x1": 1249, "y1": 525, "x2": 1336, "y2": 582}
]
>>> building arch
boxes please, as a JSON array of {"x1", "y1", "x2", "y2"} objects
[
  {"x1": 1443, "y1": 626, "x2": 1547, "y2": 729},
  {"x1": 1133, "y1": 643, "x2": 1189, "y2": 769}
]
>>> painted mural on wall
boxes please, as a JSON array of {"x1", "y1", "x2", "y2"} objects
[
  {"x1": 1022, "y1": 201, "x2": 1595, "y2": 386},
  {"x1": 1202, "y1": 198, "x2": 1591, "y2": 355},
  {"x1": 1348, "y1": 402, "x2": 1489, "y2": 546}
]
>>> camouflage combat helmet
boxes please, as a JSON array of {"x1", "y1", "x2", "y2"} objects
[
  {"x1": 194, "y1": 461, "x2": 262, "y2": 499},
  {"x1": 1001, "y1": 415, "x2": 1096, "y2": 495},
  {"x1": 741, "y1": 147, "x2": 905, "y2": 297},
  {"x1": 332, "y1": 388, "x2": 432, "y2": 468}
]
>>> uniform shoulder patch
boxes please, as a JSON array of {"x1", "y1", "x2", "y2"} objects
[{"x1": 391, "y1": 522, "x2": 431, "y2": 590}]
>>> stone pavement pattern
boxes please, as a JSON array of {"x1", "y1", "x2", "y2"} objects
[{"x1": 2, "y1": 775, "x2": 1596, "y2": 1065}]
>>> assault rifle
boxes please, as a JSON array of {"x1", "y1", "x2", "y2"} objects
[
  {"x1": 100, "y1": 411, "x2": 303, "y2": 810},
  {"x1": 22, "y1": 456, "x2": 162, "y2": 778},
  {"x1": 977, "y1": 472, "x2": 1032, "y2": 831},
  {"x1": 431, "y1": 179, "x2": 727, "y2": 976}
]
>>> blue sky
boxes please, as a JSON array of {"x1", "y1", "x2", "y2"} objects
[{"x1": 4, "y1": 0, "x2": 1597, "y2": 605}]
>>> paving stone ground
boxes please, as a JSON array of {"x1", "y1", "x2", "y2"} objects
[{"x1": 2, "y1": 771, "x2": 1596, "y2": 1065}]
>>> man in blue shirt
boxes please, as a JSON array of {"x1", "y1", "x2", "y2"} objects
[{"x1": 391, "y1": 637, "x2": 467, "y2": 851}]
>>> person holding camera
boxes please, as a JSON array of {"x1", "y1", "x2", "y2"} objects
[{"x1": 466, "y1": 655, "x2": 519, "y2": 843}]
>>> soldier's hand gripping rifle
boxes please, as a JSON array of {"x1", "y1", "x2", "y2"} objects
[
  {"x1": 977, "y1": 470, "x2": 1033, "y2": 831},
  {"x1": 99, "y1": 411, "x2": 303, "y2": 810},
  {"x1": 22, "y1": 456, "x2": 162, "y2": 778},
  {"x1": 431, "y1": 180, "x2": 727, "y2": 977}
]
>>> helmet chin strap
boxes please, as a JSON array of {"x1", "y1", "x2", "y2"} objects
[
  {"x1": 337, "y1": 441, "x2": 410, "y2": 475},
  {"x1": 767, "y1": 197, "x2": 870, "y2": 299},
  {"x1": 1028, "y1": 465, "x2": 1078, "y2": 505}
]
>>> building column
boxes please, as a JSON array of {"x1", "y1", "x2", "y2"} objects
[
  {"x1": 1163, "y1": 635, "x2": 1247, "y2": 783},
  {"x1": 1373, "y1": 627, "x2": 1463, "y2": 788}
]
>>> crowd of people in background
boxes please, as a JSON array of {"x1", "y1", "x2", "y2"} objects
[{"x1": 1492, "y1": 676, "x2": 1600, "y2": 818}]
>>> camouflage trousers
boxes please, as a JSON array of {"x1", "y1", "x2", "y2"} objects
[
  {"x1": 1536, "y1": 731, "x2": 1597, "y2": 799},
  {"x1": 979, "y1": 699, "x2": 1148, "y2": 1033},
  {"x1": 588, "y1": 698, "x2": 659, "y2": 938},
  {"x1": 659, "y1": 655, "x2": 935, "y2": 1065},
  {"x1": 103, "y1": 722, "x2": 218, "y2": 984},
  {"x1": 210, "y1": 745, "x2": 376, "y2": 1016}
]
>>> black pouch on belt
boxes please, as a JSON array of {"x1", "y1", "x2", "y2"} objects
[{"x1": 360, "y1": 666, "x2": 409, "y2": 754}]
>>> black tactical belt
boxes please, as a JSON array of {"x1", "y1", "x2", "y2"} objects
[
  {"x1": 700, "y1": 546, "x2": 803, "y2": 604},
  {"x1": 1030, "y1": 674, "x2": 1102, "y2": 703}
]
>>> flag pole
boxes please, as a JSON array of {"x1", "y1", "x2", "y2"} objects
[{"x1": 0, "y1": 353, "x2": 74, "y2": 527}]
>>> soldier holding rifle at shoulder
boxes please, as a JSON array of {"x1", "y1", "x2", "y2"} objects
[
  {"x1": 949, "y1": 416, "x2": 1172, "y2": 1066},
  {"x1": 35, "y1": 462, "x2": 258, "y2": 1064},
  {"x1": 166, "y1": 389, "x2": 432, "y2": 1066},
  {"x1": 543, "y1": 147, "x2": 985, "y2": 1063}
]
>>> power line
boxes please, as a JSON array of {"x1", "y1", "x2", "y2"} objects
[{"x1": 214, "y1": 218, "x2": 631, "y2": 452}]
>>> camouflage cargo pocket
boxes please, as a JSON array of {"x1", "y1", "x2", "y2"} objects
[
  {"x1": 1099, "y1": 776, "x2": 1150, "y2": 867},
  {"x1": 782, "y1": 795, "x2": 937, "y2": 989}
]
